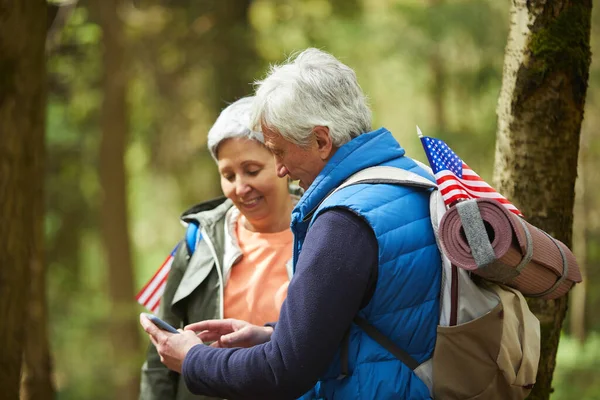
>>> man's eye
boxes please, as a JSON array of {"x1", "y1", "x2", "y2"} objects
[
  {"x1": 268, "y1": 147, "x2": 281, "y2": 157},
  {"x1": 223, "y1": 174, "x2": 235, "y2": 182},
  {"x1": 247, "y1": 170, "x2": 260, "y2": 176}
]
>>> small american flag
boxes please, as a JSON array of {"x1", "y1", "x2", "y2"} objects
[
  {"x1": 136, "y1": 245, "x2": 178, "y2": 313},
  {"x1": 419, "y1": 130, "x2": 522, "y2": 217}
]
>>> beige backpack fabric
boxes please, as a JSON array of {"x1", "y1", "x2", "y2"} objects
[
  {"x1": 432, "y1": 284, "x2": 540, "y2": 399},
  {"x1": 334, "y1": 165, "x2": 541, "y2": 399}
]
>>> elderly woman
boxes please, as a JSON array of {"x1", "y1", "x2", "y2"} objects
[{"x1": 139, "y1": 97, "x2": 300, "y2": 400}]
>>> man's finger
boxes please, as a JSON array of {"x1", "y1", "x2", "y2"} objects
[
  {"x1": 220, "y1": 328, "x2": 250, "y2": 346},
  {"x1": 185, "y1": 319, "x2": 234, "y2": 333},
  {"x1": 197, "y1": 331, "x2": 222, "y2": 342}
]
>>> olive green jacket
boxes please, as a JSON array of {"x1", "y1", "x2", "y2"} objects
[{"x1": 139, "y1": 195, "x2": 295, "y2": 400}]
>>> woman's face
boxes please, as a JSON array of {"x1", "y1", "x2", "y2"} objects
[{"x1": 217, "y1": 138, "x2": 291, "y2": 232}]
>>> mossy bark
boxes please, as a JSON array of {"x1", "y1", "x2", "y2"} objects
[
  {"x1": 0, "y1": 0, "x2": 48, "y2": 398},
  {"x1": 494, "y1": 1, "x2": 592, "y2": 399}
]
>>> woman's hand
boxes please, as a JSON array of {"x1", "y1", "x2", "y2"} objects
[{"x1": 185, "y1": 319, "x2": 274, "y2": 348}]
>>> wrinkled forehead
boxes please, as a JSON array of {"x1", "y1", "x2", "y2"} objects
[{"x1": 261, "y1": 125, "x2": 284, "y2": 147}]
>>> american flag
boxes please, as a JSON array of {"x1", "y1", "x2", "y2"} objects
[
  {"x1": 419, "y1": 133, "x2": 522, "y2": 216},
  {"x1": 136, "y1": 245, "x2": 178, "y2": 313}
]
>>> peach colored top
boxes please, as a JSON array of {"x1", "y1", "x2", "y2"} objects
[{"x1": 223, "y1": 217, "x2": 292, "y2": 326}]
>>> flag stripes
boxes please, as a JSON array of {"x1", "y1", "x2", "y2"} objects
[
  {"x1": 420, "y1": 134, "x2": 522, "y2": 216},
  {"x1": 136, "y1": 245, "x2": 178, "y2": 313}
]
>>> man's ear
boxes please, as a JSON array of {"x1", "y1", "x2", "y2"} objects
[{"x1": 313, "y1": 126, "x2": 335, "y2": 161}]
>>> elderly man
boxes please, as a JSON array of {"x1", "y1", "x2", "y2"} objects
[{"x1": 140, "y1": 48, "x2": 442, "y2": 399}]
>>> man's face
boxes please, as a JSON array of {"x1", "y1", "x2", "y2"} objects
[{"x1": 261, "y1": 125, "x2": 328, "y2": 191}]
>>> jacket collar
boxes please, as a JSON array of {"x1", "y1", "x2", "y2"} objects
[
  {"x1": 293, "y1": 128, "x2": 406, "y2": 224},
  {"x1": 176, "y1": 190, "x2": 301, "y2": 302}
]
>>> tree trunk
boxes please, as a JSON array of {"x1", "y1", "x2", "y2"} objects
[
  {"x1": 96, "y1": 1, "x2": 141, "y2": 398},
  {"x1": 20, "y1": 204, "x2": 55, "y2": 400},
  {"x1": 0, "y1": 0, "x2": 47, "y2": 398},
  {"x1": 329, "y1": 0, "x2": 362, "y2": 19},
  {"x1": 207, "y1": 0, "x2": 258, "y2": 109},
  {"x1": 20, "y1": 4, "x2": 61, "y2": 398},
  {"x1": 493, "y1": 1, "x2": 592, "y2": 399},
  {"x1": 20, "y1": 138, "x2": 55, "y2": 399}
]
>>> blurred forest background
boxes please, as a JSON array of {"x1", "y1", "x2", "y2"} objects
[{"x1": 3, "y1": 0, "x2": 599, "y2": 399}]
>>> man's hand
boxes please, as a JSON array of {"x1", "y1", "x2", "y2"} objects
[
  {"x1": 185, "y1": 319, "x2": 273, "y2": 348},
  {"x1": 140, "y1": 313, "x2": 203, "y2": 373}
]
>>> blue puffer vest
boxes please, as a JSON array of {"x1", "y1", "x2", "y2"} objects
[{"x1": 292, "y1": 128, "x2": 442, "y2": 400}]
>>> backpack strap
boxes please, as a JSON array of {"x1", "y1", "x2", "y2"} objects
[
  {"x1": 185, "y1": 221, "x2": 202, "y2": 256},
  {"x1": 354, "y1": 316, "x2": 420, "y2": 370},
  {"x1": 305, "y1": 166, "x2": 436, "y2": 224},
  {"x1": 328, "y1": 166, "x2": 437, "y2": 200},
  {"x1": 329, "y1": 165, "x2": 438, "y2": 378}
]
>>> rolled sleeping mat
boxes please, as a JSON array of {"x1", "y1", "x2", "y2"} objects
[{"x1": 439, "y1": 198, "x2": 581, "y2": 300}]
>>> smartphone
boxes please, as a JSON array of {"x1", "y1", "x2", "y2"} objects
[{"x1": 143, "y1": 313, "x2": 180, "y2": 334}]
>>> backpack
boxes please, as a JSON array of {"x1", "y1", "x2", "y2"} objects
[{"x1": 329, "y1": 164, "x2": 541, "y2": 400}]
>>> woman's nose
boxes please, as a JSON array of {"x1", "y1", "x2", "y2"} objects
[{"x1": 235, "y1": 178, "x2": 252, "y2": 197}]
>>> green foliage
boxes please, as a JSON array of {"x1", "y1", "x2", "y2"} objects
[
  {"x1": 49, "y1": 234, "x2": 112, "y2": 400},
  {"x1": 396, "y1": 0, "x2": 507, "y2": 47},
  {"x1": 553, "y1": 334, "x2": 600, "y2": 400},
  {"x1": 390, "y1": 0, "x2": 508, "y2": 175}
]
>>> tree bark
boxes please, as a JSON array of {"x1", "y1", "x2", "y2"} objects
[
  {"x1": 20, "y1": 206, "x2": 55, "y2": 400},
  {"x1": 20, "y1": 138, "x2": 55, "y2": 398},
  {"x1": 96, "y1": 0, "x2": 141, "y2": 398},
  {"x1": 205, "y1": 0, "x2": 258, "y2": 109},
  {"x1": 493, "y1": 1, "x2": 592, "y2": 399},
  {"x1": 0, "y1": 0, "x2": 48, "y2": 398},
  {"x1": 20, "y1": 3, "x2": 61, "y2": 398}
]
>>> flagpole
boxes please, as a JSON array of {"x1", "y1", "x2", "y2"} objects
[{"x1": 416, "y1": 125, "x2": 424, "y2": 139}]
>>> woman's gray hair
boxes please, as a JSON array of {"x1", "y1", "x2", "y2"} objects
[
  {"x1": 207, "y1": 96, "x2": 264, "y2": 160},
  {"x1": 250, "y1": 48, "x2": 372, "y2": 148}
]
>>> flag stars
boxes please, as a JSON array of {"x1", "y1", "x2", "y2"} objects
[{"x1": 419, "y1": 135, "x2": 523, "y2": 216}]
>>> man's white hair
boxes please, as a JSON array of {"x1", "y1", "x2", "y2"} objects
[
  {"x1": 251, "y1": 48, "x2": 371, "y2": 147},
  {"x1": 207, "y1": 96, "x2": 264, "y2": 160}
]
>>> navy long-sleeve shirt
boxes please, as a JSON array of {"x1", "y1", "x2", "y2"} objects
[{"x1": 182, "y1": 209, "x2": 379, "y2": 399}]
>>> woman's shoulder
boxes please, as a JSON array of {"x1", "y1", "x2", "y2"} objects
[
  {"x1": 173, "y1": 197, "x2": 235, "y2": 259},
  {"x1": 179, "y1": 196, "x2": 232, "y2": 221}
]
